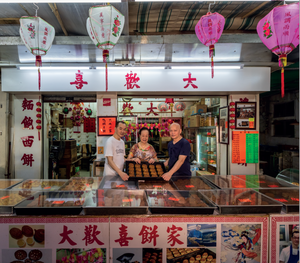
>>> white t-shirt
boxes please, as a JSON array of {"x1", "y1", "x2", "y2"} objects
[
  {"x1": 279, "y1": 245, "x2": 299, "y2": 263},
  {"x1": 104, "y1": 136, "x2": 125, "y2": 176}
]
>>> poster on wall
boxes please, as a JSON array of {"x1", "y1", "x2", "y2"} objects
[
  {"x1": 97, "y1": 116, "x2": 117, "y2": 136},
  {"x1": 0, "y1": 217, "x2": 109, "y2": 263},
  {"x1": 219, "y1": 106, "x2": 229, "y2": 144},
  {"x1": 235, "y1": 102, "x2": 256, "y2": 130},
  {"x1": 110, "y1": 216, "x2": 268, "y2": 263},
  {"x1": 269, "y1": 215, "x2": 299, "y2": 263}
]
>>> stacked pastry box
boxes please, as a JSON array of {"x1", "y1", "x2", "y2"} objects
[
  {"x1": 201, "y1": 174, "x2": 299, "y2": 214},
  {"x1": 14, "y1": 178, "x2": 102, "y2": 215}
]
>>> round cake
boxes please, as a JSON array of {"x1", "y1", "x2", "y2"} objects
[
  {"x1": 29, "y1": 249, "x2": 42, "y2": 261},
  {"x1": 10, "y1": 228, "x2": 23, "y2": 239},
  {"x1": 22, "y1": 225, "x2": 33, "y2": 237},
  {"x1": 14, "y1": 250, "x2": 27, "y2": 260}
]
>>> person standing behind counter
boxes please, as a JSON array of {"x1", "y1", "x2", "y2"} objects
[
  {"x1": 104, "y1": 121, "x2": 129, "y2": 181},
  {"x1": 162, "y1": 122, "x2": 191, "y2": 181},
  {"x1": 280, "y1": 229, "x2": 299, "y2": 263}
]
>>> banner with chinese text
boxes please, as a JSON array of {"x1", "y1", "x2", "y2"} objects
[
  {"x1": 0, "y1": 217, "x2": 109, "y2": 263},
  {"x1": 14, "y1": 95, "x2": 42, "y2": 179}
]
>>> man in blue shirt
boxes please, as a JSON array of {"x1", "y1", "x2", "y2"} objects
[
  {"x1": 162, "y1": 122, "x2": 191, "y2": 181},
  {"x1": 188, "y1": 224, "x2": 203, "y2": 246}
]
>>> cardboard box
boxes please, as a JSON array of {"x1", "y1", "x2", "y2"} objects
[
  {"x1": 188, "y1": 115, "x2": 200, "y2": 127},
  {"x1": 200, "y1": 116, "x2": 205, "y2": 127},
  {"x1": 190, "y1": 104, "x2": 207, "y2": 115},
  {"x1": 205, "y1": 116, "x2": 214, "y2": 127},
  {"x1": 200, "y1": 98, "x2": 206, "y2": 105},
  {"x1": 183, "y1": 117, "x2": 190, "y2": 128},
  {"x1": 183, "y1": 108, "x2": 191, "y2": 117}
]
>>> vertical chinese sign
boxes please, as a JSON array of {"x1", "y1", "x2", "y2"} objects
[{"x1": 14, "y1": 95, "x2": 41, "y2": 179}]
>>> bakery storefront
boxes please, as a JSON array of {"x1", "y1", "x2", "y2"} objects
[{"x1": 0, "y1": 66, "x2": 299, "y2": 263}]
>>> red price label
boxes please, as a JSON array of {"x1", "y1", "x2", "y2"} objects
[
  {"x1": 274, "y1": 198, "x2": 288, "y2": 203},
  {"x1": 122, "y1": 198, "x2": 133, "y2": 202},
  {"x1": 168, "y1": 197, "x2": 179, "y2": 201},
  {"x1": 1, "y1": 196, "x2": 9, "y2": 200},
  {"x1": 116, "y1": 185, "x2": 125, "y2": 188},
  {"x1": 185, "y1": 185, "x2": 195, "y2": 188},
  {"x1": 291, "y1": 198, "x2": 299, "y2": 202},
  {"x1": 43, "y1": 187, "x2": 51, "y2": 189},
  {"x1": 86, "y1": 184, "x2": 90, "y2": 187},
  {"x1": 238, "y1": 198, "x2": 251, "y2": 202},
  {"x1": 268, "y1": 185, "x2": 279, "y2": 188},
  {"x1": 153, "y1": 185, "x2": 162, "y2": 188},
  {"x1": 52, "y1": 201, "x2": 64, "y2": 204}
]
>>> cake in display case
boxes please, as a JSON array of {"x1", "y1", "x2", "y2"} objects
[
  {"x1": 146, "y1": 190, "x2": 216, "y2": 214},
  {"x1": 83, "y1": 189, "x2": 148, "y2": 215},
  {"x1": 59, "y1": 177, "x2": 103, "y2": 191},
  {"x1": 276, "y1": 168, "x2": 299, "y2": 186},
  {"x1": 0, "y1": 179, "x2": 23, "y2": 190},
  {"x1": 10, "y1": 179, "x2": 67, "y2": 191},
  {"x1": 201, "y1": 188, "x2": 283, "y2": 214}
]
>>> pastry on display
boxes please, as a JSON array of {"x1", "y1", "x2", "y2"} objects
[
  {"x1": 99, "y1": 190, "x2": 147, "y2": 207},
  {"x1": 10, "y1": 228, "x2": 23, "y2": 240},
  {"x1": 0, "y1": 179, "x2": 22, "y2": 190},
  {"x1": 259, "y1": 188, "x2": 299, "y2": 205},
  {"x1": 0, "y1": 192, "x2": 31, "y2": 206},
  {"x1": 29, "y1": 249, "x2": 43, "y2": 261},
  {"x1": 22, "y1": 225, "x2": 33, "y2": 237},
  {"x1": 166, "y1": 248, "x2": 215, "y2": 263},
  {"x1": 14, "y1": 250, "x2": 27, "y2": 260}
]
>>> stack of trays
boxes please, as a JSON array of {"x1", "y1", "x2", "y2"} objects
[
  {"x1": 59, "y1": 177, "x2": 103, "y2": 191},
  {"x1": 167, "y1": 248, "x2": 216, "y2": 263},
  {"x1": 0, "y1": 189, "x2": 37, "y2": 214},
  {"x1": 15, "y1": 191, "x2": 88, "y2": 215},
  {"x1": 83, "y1": 189, "x2": 148, "y2": 215},
  {"x1": 201, "y1": 188, "x2": 283, "y2": 214},
  {"x1": 171, "y1": 176, "x2": 215, "y2": 190},
  {"x1": 11, "y1": 179, "x2": 67, "y2": 192},
  {"x1": 258, "y1": 188, "x2": 299, "y2": 213},
  {"x1": 0, "y1": 179, "x2": 23, "y2": 190},
  {"x1": 146, "y1": 190, "x2": 216, "y2": 214},
  {"x1": 126, "y1": 161, "x2": 166, "y2": 179}
]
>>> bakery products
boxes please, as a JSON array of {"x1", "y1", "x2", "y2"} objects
[
  {"x1": 10, "y1": 228, "x2": 23, "y2": 239},
  {"x1": 29, "y1": 250, "x2": 42, "y2": 261},
  {"x1": 22, "y1": 225, "x2": 33, "y2": 237},
  {"x1": 15, "y1": 250, "x2": 27, "y2": 260}
]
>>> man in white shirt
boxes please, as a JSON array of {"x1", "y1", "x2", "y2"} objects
[
  {"x1": 279, "y1": 230, "x2": 299, "y2": 263},
  {"x1": 104, "y1": 121, "x2": 129, "y2": 181}
]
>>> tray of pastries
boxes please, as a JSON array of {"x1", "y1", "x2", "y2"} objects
[
  {"x1": 171, "y1": 176, "x2": 215, "y2": 191},
  {"x1": 201, "y1": 188, "x2": 283, "y2": 214},
  {"x1": 14, "y1": 191, "x2": 87, "y2": 215},
  {"x1": 125, "y1": 161, "x2": 166, "y2": 179},
  {"x1": 82, "y1": 189, "x2": 148, "y2": 215},
  {"x1": 167, "y1": 248, "x2": 216, "y2": 263},
  {"x1": 258, "y1": 188, "x2": 299, "y2": 213},
  {"x1": 138, "y1": 179, "x2": 177, "y2": 191},
  {"x1": 11, "y1": 179, "x2": 68, "y2": 191},
  {"x1": 0, "y1": 179, "x2": 23, "y2": 190},
  {"x1": 143, "y1": 248, "x2": 163, "y2": 263},
  {"x1": 233, "y1": 174, "x2": 298, "y2": 188},
  {"x1": 0, "y1": 189, "x2": 37, "y2": 214},
  {"x1": 59, "y1": 177, "x2": 103, "y2": 191},
  {"x1": 146, "y1": 190, "x2": 216, "y2": 214}
]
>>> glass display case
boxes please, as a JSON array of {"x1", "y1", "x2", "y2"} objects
[
  {"x1": 196, "y1": 127, "x2": 218, "y2": 175},
  {"x1": 276, "y1": 168, "x2": 299, "y2": 186}
]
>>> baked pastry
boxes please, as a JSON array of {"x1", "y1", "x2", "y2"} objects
[
  {"x1": 207, "y1": 255, "x2": 213, "y2": 261},
  {"x1": 15, "y1": 250, "x2": 27, "y2": 260},
  {"x1": 25, "y1": 259, "x2": 32, "y2": 263},
  {"x1": 22, "y1": 225, "x2": 33, "y2": 237},
  {"x1": 27, "y1": 237, "x2": 35, "y2": 246},
  {"x1": 34, "y1": 229, "x2": 44, "y2": 243},
  {"x1": 202, "y1": 252, "x2": 208, "y2": 259},
  {"x1": 190, "y1": 257, "x2": 195, "y2": 263},
  {"x1": 196, "y1": 255, "x2": 201, "y2": 261},
  {"x1": 10, "y1": 228, "x2": 23, "y2": 239},
  {"x1": 29, "y1": 249, "x2": 43, "y2": 260}
]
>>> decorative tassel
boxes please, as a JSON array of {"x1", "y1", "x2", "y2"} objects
[
  {"x1": 105, "y1": 63, "x2": 108, "y2": 92},
  {"x1": 279, "y1": 54, "x2": 287, "y2": 98},
  {"x1": 36, "y1": 56, "x2": 42, "y2": 91},
  {"x1": 209, "y1": 45, "x2": 215, "y2": 79},
  {"x1": 38, "y1": 67, "x2": 41, "y2": 91},
  {"x1": 103, "y1": 50, "x2": 109, "y2": 92}
]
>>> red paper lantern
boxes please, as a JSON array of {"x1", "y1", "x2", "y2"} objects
[
  {"x1": 257, "y1": 2, "x2": 299, "y2": 97},
  {"x1": 195, "y1": 11, "x2": 225, "y2": 78}
]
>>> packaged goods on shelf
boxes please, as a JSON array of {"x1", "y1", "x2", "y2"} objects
[{"x1": 190, "y1": 104, "x2": 207, "y2": 115}]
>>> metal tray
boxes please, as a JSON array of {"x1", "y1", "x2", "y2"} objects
[
  {"x1": 0, "y1": 189, "x2": 37, "y2": 214},
  {"x1": 201, "y1": 188, "x2": 283, "y2": 214},
  {"x1": 98, "y1": 175, "x2": 138, "y2": 190},
  {"x1": 83, "y1": 189, "x2": 148, "y2": 215},
  {"x1": 14, "y1": 191, "x2": 87, "y2": 215},
  {"x1": 138, "y1": 179, "x2": 177, "y2": 191},
  {"x1": 0, "y1": 179, "x2": 24, "y2": 190},
  {"x1": 125, "y1": 160, "x2": 166, "y2": 180},
  {"x1": 59, "y1": 177, "x2": 103, "y2": 191},
  {"x1": 167, "y1": 247, "x2": 216, "y2": 263},
  {"x1": 11, "y1": 179, "x2": 68, "y2": 191},
  {"x1": 258, "y1": 188, "x2": 299, "y2": 213},
  {"x1": 233, "y1": 174, "x2": 298, "y2": 188},
  {"x1": 146, "y1": 190, "x2": 216, "y2": 215},
  {"x1": 202, "y1": 175, "x2": 258, "y2": 189},
  {"x1": 171, "y1": 176, "x2": 216, "y2": 191}
]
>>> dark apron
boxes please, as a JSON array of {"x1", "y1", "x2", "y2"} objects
[{"x1": 287, "y1": 244, "x2": 299, "y2": 263}]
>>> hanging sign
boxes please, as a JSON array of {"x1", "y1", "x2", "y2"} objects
[{"x1": 232, "y1": 131, "x2": 259, "y2": 163}]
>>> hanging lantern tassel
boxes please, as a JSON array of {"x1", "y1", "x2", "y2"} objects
[
  {"x1": 279, "y1": 54, "x2": 287, "y2": 98},
  {"x1": 36, "y1": 99, "x2": 42, "y2": 141},
  {"x1": 103, "y1": 50, "x2": 109, "y2": 92},
  {"x1": 209, "y1": 45, "x2": 215, "y2": 78},
  {"x1": 36, "y1": 55, "x2": 42, "y2": 91}
]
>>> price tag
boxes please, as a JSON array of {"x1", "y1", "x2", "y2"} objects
[
  {"x1": 122, "y1": 198, "x2": 133, "y2": 202},
  {"x1": 153, "y1": 185, "x2": 162, "y2": 188},
  {"x1": 274, "y1": 198, "x2": 288, "y2": 203},
  {"x1": 185, "y1": 185, "x2": 195, "y2": 188},
  {"x1": 291, "y1": 197, "x2": 299, "y2": 202},
  {"x1": 52, "y1": 201, "x2": 64, "y2": 204},
  {"x1": 1, "y1": 196, "x2": 10, "y2": 200},
  {"x1": 43, "y1": 187, "x2": 51, "y2": 189},
  {"x1": 168, "y1": 197, "x2": 179, "y2": 201},
  {"x1": 116, "y1": 185, "x2": 125, "y2": 188},
  {"x1": 238, "y1": 198, "x2": 251, "y2": 202}
]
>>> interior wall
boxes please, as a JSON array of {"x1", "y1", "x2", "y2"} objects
[
  {"x1": 43, "y1": 103, "x2": 51, "y2": 179},
  {"x1": 218, "y1": 96, "x2": 228, "y2": 175},
  {"x1": 0, "y1": 90, "x2": 9, "y2": 179}
]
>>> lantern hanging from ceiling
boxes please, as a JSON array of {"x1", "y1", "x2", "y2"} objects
[
  {"x1": 257, "y1": 2, "x2": 299, "y2": 98},
  {"x1": 174, "y1": 102, "x2": 186, "y2": 112},
  {"x1": 19, "y1": 16, "x2": 55, "y2": 90},
  {"x1": 157, "y1": 102, "x2": 168, "y2": 112},
  {"x1": 87, "y1": 4, "x2": 125, "y2": 92},
  {"x1": 195, "y1": 12, "x2": 225, "y2": 78}
]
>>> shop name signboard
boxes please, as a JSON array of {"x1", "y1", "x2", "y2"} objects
[{"x1": 2, "y1": 67, "x2": 270, "y2": 93}]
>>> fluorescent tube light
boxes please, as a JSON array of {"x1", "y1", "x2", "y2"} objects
[
  {"x1": 1, "y1": 0, "x2": 121, "y2": 2},
  {"x1": 172, "y1": 66, "x2": 242, "y2": 69},
  {"x1": 19, "y1": 67, "x2": 91, "y2": 70},
  {"x1": 96, "y1": 67, "x2": 165, "y2": 70}
]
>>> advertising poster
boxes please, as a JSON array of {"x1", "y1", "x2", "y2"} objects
[{"x1": 270, "y1": 214, "x2": 299, "y2": 263}]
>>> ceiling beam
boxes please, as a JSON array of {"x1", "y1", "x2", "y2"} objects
[
  {"x1": 48, "y1": 3, "x2": 68, "y2": 36},
  {"x1": 0, "y1": 18, "x2": 19, "y2": 25},
  {"x1": 242, "y1": 1, "x2": 269, "y2": 19},
  {"x1": 0, "y1": 33, "x2": 262, "y2": 46}
]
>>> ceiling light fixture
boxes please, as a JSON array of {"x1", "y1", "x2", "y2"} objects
[
  {"x1": 96, "y1": 66, "x2": 165, "y2": 70},
  {"x1": 0, "y1": 0, "x2": 121, "y2": 2},
  {"x1": 19, "y1": 66, "x2": 91, "y2": 70},
  {"x1": 172, "y1": 65, "x2": 243, "y2": 69}
]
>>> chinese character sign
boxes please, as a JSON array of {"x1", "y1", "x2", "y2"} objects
[
  {"x1": 257, "y1": 2, "x2": 299, "y2": 97},
  {"x1": 70, "y1": 70, "x2": 88, "y2": 90}
]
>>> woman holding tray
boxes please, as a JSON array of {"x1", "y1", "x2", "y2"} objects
[{"x1": 127, "y1": 127, "x2": 158, "y2": 164}]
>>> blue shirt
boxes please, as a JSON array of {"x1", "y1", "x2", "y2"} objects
[
  {"x1": 188, "y1": 229, "x2": 202, "y2": 246},
  {"x1": 168, "y1": 138, "x2": 191, "y2": 176}
]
